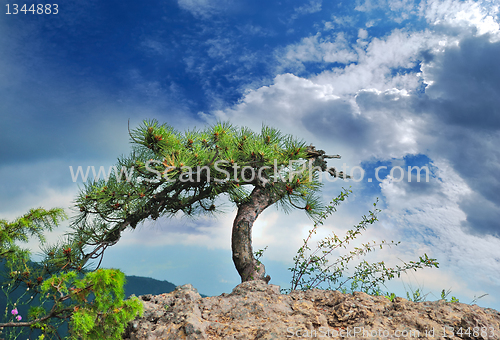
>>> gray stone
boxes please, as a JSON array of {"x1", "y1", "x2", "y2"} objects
[{"x1": 123, "y1": 280, "x2": 500, "y2": 340}]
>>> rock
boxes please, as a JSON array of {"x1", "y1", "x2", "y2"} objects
[{"x1": 123, "y1": 281, "x2": 500, "y2": 339}]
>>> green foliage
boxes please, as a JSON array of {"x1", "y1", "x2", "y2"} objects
[
  {"x1": 253, "y1": 246, "x2": 269, "y2": 276},
  {"x1": 285, "y1": 188, "x2": 440, "y2": 296},
  {"x1": 254, "y1": 247, "x2": 267, "y2": 262},
  {"x1": 376, "y1": 281, "x2": 488, "y2": 305},
  {"x1": 384, "y1": 292, "x2": 396, "y2": 302},
  {"x1": 284, "y1": 189, "x2": 490, "y2": 306},
  {"x1": 0, "y1": 208, "x2": 68, "y2": 339},
  {"x1": 406, "y1": 288, "x2": 426, "y2": 302},
  {"x1": 0, "y1": 208, "x2": 67, "y2": 274},
  {"x1": 384, "y1": 286, "x2": 489, "y2": 305},
  {"x1": 440, "y1": 289, "x2": 459, "y2": 303},
  {"x1": 40, "y1": 269, "x2": 143, "y2": 340},
  {"x1": 397, "y1": 277, "x2": 431, "y2": 302},
  {"x1": 0, "y1": 208, "x2": 143, "y2": 340},
  {"x1": 383, "y1": 287, "x2": 459, "y2": 303},
  {"x1": 71, "y1": 120, "x2": 336, "y2": 272}
]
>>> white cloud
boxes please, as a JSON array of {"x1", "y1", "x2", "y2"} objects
[
  {"x1": 354, "y1": 0, "x2": 384, "y2": 12},
  {"x1": 177, "y1": 0, "x2": 235, "y2": 18},
  {"x1": 328, "y1": 15, "x2": 358, "y2": 29},
  {"x1": 354, "y1": 0, "x2": 500, "y2": 32},
  {"x1": 0, "y1": 160, "x2": 82, "y2": 218},
  {"x1": 221, "y1": 28, "x2": 437, "y2": 161},
  {"x1": 117, "y1": 208, "x2": 236, "y2": 250},
  {"x1": 294, "y1": 0, "x2": 322, "y2": 15},
  {"x1": 306, "y1": 29, "x2": 438, "y2": 97},
  {"x1": 205, "y1": 37, "x2": 234, "y2": 59},
  {"x1": 378, "y1": 159, "x2": 500, "y2": 305},
  {"x1": 420, "y1": 0, "x2": 500, "y2": 39},
  {"x1": 237, "y1": 24, "x2": 274, "y2": 37},
  {"x1": 355, "y1": 0, "x2": 418, "y2": 23},
  {"x1": 358, "y1": 28, "x2": 368, "y2": 40},
  {"x1": 279, "y1": 32, "x2": 358, "y2": 72}
]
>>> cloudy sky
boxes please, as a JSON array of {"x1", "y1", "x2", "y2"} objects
[{"x1": 1, "y1": 0, "x2": 500, "y2": 310}]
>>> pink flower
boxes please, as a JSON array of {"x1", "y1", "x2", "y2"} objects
[
  {"x1": 11, "y1": 308, "x2": 18, "y2": 315},
  {"x1": 16, "y1": 315, "x2": 22, "y2": 321}
]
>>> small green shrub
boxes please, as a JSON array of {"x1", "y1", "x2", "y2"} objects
[
  {"x1": 283, "y1": 188, "x2": 439, "y2": 295},
  {"x1": 280, "y1": 189, "x2": 489, "y2": 307}
]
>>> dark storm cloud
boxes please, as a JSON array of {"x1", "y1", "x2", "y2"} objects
[
  {"x1": 427, "y1": 126, "x2": 500, "y2": 236},
  {"x1": 424, "y1": 34, "x2": 500, "y2": 130},
  {"x1": 296, "y1": 30, "x2": 500, "y2": 240},
  {"x1": 301, "y1": 99, "x2": 372, "y2": 148},
  {"x1": 348, "y1": 32, "x2": 500, "y2": 238},
  {"x1": 355, "y1": 89, "x2": 414, "y2": 118},
  {"x1": 420, "y1": 34, "x2": 500, "y2": 237},
  {"x1": 459, "y1": 193, "x2": 500, "y2": 238}
]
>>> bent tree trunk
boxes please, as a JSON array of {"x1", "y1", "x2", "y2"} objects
[{"x1": 232, "y1": 186, "x2": 280, "y2": 283}]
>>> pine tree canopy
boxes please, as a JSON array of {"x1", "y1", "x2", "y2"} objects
[{"x1": 70, "y1": 120, "x2": 347, "y2": 279}]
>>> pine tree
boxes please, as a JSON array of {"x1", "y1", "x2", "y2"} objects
[
  {"x1": 0, "y1": 208, "x2": 142, "y2": 339},
  {"x1": 71, "y1": 120, "x2": 348, "y2": 283}
]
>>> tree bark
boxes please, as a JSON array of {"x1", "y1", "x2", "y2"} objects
[
  {"x1": 232, "y1": 186, "x2": 279, "y2": 283},
  {"x1": 231, "y1": 145, "x2": 342, "y2": 283}
]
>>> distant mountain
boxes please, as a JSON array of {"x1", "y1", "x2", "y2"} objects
[
  {"x1": 124, "y1": 275, "x2": 177, "y2": 297},
  {"x1": 124, "y1": 275, "x2": 208, "y2": 298}
]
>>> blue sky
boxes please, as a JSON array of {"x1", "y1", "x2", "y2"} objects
[{"x1": 2, "y1": 0, "x2": 500, "y2": 310}]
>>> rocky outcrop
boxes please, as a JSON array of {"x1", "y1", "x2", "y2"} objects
[{"x1": 123, "y1": 280, "x2": 500, "y2": 339}]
